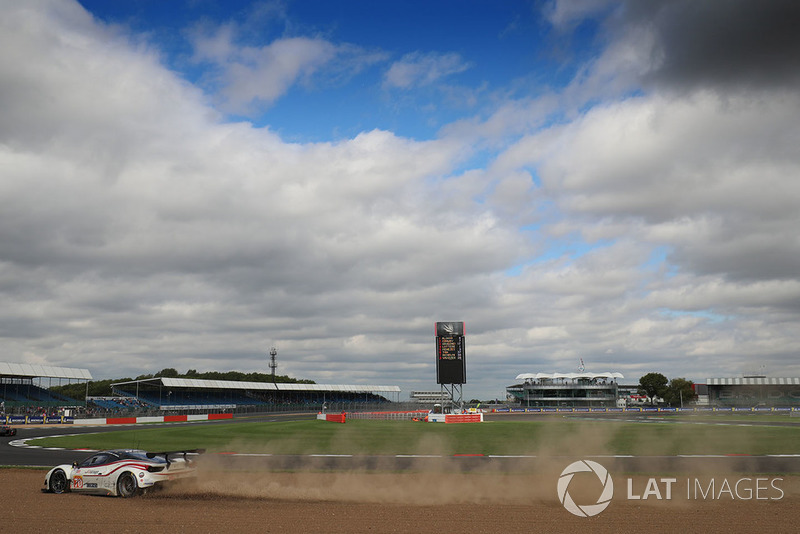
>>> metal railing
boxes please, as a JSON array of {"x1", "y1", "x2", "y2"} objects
[{"x1": 345, "y1": 410, "x2": 429, "y2": 421}]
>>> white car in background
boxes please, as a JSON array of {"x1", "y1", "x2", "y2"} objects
[{"x1": 43, "y1": 448, "x2": 203, "y2": 497}]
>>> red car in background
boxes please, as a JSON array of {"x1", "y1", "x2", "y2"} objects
[{"x1": 0, "y1": 425, "x2": 16, "y2": 437}]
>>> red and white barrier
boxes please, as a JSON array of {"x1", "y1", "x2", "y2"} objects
[
  {"x1": 72, "y1": 413, "x2": 233, "y2": 425},
  {"x1": 316, "y1": 412, "x2": 346, "y2": 423},
  {"x1": 427, "y1": 412, "x2": 484, "y2": 423}
]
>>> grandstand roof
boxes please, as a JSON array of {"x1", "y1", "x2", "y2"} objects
[
  {"x1": 707, "y1": 377, "x2": 800, "y2": 386},
  {"x1": 515, "y1": 372, "x2": 624, "y2": 380},
  {"x1": 0, "y1": 362, "x2": 92, "y2": 380},
  {"x1": 111, "y1": 377, "x2": 401, "y2": 393}
]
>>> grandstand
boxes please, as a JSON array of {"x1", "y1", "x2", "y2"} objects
[
  {"x1": 85, "y1": 396, "x2": 151, "y2": 412},
  {"x1": 707, "y1": 377, "x2": 800, "y2": 407},
  {"x1": 1, "y1": 362, "x2": 91, "y2": 411},
  {"x1": 2, "y1": 361, "x2": 403, "y2": 415},
  {"x1": 111, "y1": 377, "x2": 402, "y2": 411}
]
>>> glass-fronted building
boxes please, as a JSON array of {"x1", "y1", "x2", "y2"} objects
[{"x1": 507, "y1": 372, "x2": 624, "y2": 408}]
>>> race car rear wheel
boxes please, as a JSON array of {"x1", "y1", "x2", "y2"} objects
[
  {"x1": 116, "y1": 472, "x2": 139, "y2": 498},
  {"x1": 49, "y1": 469, "x2": 69, "y2": 494}
]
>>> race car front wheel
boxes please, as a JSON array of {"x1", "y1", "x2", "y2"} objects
[
  {"x1": 116, "y1": 472, "x2": 139, "y2": 498},
  {"x1": 49, "y1": 469, "x2": 69, "y2": 494}
]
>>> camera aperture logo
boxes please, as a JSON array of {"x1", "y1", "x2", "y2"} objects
[
  {"x1": 557, "y1": 460, "x2": 785, "y2": 518},
  {"x1": 557, "y1": 460, "x2": 614, "y2": 517}
]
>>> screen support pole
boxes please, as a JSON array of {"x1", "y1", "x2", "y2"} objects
[{"x1": 441, "y1": 383, "x2": 463, "y2": 413}]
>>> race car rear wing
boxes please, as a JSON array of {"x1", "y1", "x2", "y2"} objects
[{"x1": 146, "y1": 449, "x2": 206, "y2": 467}]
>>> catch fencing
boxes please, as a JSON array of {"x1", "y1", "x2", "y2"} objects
[{"x1": 345, "y1": 410, "x2": 429, "y2": 421}]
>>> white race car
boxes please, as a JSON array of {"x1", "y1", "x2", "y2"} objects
[{"x1": 43, "y1": 448, "x2": 203, "y2": 497}]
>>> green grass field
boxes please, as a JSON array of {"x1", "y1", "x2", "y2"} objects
[{"x1": 28, "y1": 417, "x2": 800, "y2": 456}]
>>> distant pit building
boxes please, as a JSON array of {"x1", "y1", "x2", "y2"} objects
[
  {"x1": 506, "y1": 372, "x2": 800, "y2": 409},
  {"x1": 507, "y1": 372, "x2": 624, "y2": 408},
  {"x1": 409, "y1": 390, "x2": 452, "y2": 404}
]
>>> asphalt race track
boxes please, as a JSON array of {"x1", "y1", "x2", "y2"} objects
[{"x1": 1, "y1": 412, "x2": 316, "y2": 466}]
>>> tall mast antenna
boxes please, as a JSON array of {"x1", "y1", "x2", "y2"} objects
[{"x1": 269, "y1": 347, "x2": 278, "y2": 383}]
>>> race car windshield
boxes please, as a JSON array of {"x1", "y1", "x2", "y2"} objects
[
  {"x1": 118, "y1": 450, "x2": 167, "y2": 463},
  {"x1": 78, "y1": 452, "x2": 119, "y2": 467}
]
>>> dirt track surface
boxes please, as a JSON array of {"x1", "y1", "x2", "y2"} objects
[{"x1": 7, "y1": 469, "x2": 799, "y2": 533}]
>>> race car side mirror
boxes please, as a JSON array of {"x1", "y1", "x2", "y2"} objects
[{"x1": 72, "y1": 461, "x2": 78, "y2": 468}]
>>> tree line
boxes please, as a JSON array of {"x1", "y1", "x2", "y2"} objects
[{"x1": 637, "y1": 372, "x2": 696, "y2": 407}]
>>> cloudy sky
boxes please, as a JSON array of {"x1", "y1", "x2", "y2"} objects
[{"x1": 2, "y1": 0, "x2": 799, "y2": 400}]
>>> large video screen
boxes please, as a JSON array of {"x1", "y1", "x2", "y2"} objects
[{"x1": 435, "y1": 322, "x2": 466, "y2": 384}]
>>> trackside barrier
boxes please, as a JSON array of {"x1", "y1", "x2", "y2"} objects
[
  {"x1": 345, "y1": 411, "x2": 484, "y2": 423},
  {"x1": 71, "y1": 413, "x2": 233, "y2": 425},
  {"x1": 445, "y1": 413, "x2": 483, "y2": 423},
  {"x1": 489, "y1": 407, "x2": 800, "y2": 414},
  {"x1": 426, "y1": 413, "x2": 484, "y2": 423},
  {"x1": 106, "y1": 417, "x2": 137, "y2": 425},
  {"x1": 2, "y1": 415, "x2": 74, "y2": 424},
  {"x1": 2, "y1": 415, "x2": 73, "y2": 424},
  {"x1": 7, "y1": 416, "x2": 28, "y2": 424},
  {"x1": 346, "y1": 411, "x2": 429, "y2": 421},
  {"x1": 316, "y1": 412, "x2": 346, "y2": 423}
]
